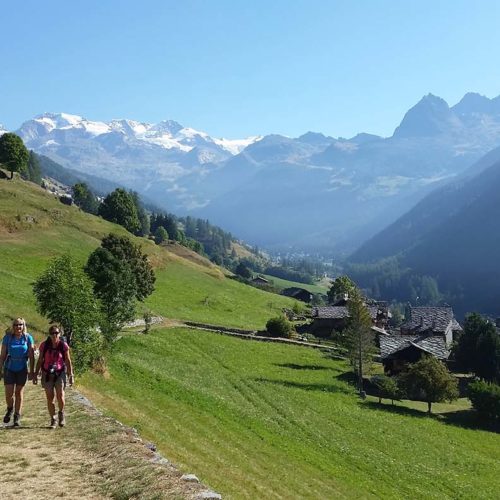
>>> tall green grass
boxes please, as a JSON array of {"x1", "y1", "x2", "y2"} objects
[{"x1": 80, "y1": 327, "x2": 500, "y2": 499}]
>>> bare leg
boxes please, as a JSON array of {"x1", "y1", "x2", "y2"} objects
[
  {"x1": 45, "y1": 387, "x2": 55, "y2": 417},
  {"x1": 55, "y1": 385, "x2": 65, "y2": 412},
  {"x1": 14, "y1": 385, "x2": 24, "y2": 414},
  {"x1": 4, "y1": 384, "x2": 14, "y2": 409}
]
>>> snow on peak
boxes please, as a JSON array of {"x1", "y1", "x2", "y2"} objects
[
  {"x1": 18, "y1": 111, "x2": 257, "y2": 156},
  {"x1": 34, "y1": 112, "x2": 84, "y2": 130},
  {"x1": 214, "y1": 135, "x2": 263, "y2": 155}
]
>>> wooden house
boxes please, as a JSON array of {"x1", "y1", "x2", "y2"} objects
[
  {"x1": 380, "y1": 335, "x2": 449, "y2": 375},
  {"x1": 308, "y1": 299, "x2": 389, "y2": 337}
]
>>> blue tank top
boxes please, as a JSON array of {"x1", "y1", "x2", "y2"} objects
[{"x1": 2, "y1": 334, "x2": 34, "y2": 372}]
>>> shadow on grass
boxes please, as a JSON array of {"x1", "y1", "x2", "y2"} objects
[
  {"x1": 275, "y1": 363, "x2": 336, "y2": 371},
  {"x1": 360, "y1": 401, "x2": 500, "y2": 433},
  {"x1": 255, "y1": 377, "x2": 353, "y2": 395},
  {"x1": 360, "y1": 400, "x2": 429, "y2": 419},
  {"x1": 442, "y1": 409, "x2": 499, "y2": 433}
]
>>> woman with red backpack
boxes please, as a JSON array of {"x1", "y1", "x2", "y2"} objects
[
  {"x1": 0, "y1": 317, "x2": 35, "y2": 427},
  {"x1": 34, "y1": 324, "x2": 74, "y2": 428}
]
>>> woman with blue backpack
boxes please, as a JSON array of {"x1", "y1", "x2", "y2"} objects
[{"x1": 0, "y1": 317, "x2": 35, "y2": 427}]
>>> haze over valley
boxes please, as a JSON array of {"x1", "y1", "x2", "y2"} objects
[{"x1": 6, "y1": 91, "x2": 500, "y2": 254}]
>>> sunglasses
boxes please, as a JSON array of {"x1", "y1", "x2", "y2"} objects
[
  {"x1": 14, "y1": 323, "x2": 24, "y2": 327},
  {"x1": 50, "y1": 331, "x2": 60, "y2": 335}
]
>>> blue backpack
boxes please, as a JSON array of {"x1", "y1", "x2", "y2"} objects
[{"x1": 4, "y1": 333, "x2": 31, "y2": 371}]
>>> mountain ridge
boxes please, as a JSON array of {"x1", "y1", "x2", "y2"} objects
[{"x1": 5, "y1": 91, "x2": 500, "y2": 252}]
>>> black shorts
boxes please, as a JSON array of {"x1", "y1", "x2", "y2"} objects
[{"x1": 4, "y1": 368, "x2": 28, "y2": 386}]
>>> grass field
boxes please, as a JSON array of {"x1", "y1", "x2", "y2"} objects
[
  {"x1": 0, "y1": 177, "x2": 295, "y2": 333},
  {"x1": 80, "y1": 327, "x2": 500, "y2": 499},
  {"x1": 262, "y1": 274, "x2": 331, "y2": 295}
]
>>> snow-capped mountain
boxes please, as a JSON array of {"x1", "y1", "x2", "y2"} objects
[
  {"x1": 20, "y1": 112, "x2": 260, "y2": 156},
  {"x1": 10, "y1": 92, "x2": 500, "y2": 252}
]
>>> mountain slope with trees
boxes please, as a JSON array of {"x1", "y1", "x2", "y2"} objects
[{"x1": 349, "y1": 150, "x2": 500, "y2": 316}]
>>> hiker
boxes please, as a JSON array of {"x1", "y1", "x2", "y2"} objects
[
  {"x1": 0, "y1": 317, "x2": 35, "y2": 427},
  {"x1": 34, "y1": 325, "x2": 74, "y2": 428}
]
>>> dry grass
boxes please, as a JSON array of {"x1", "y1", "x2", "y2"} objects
[{"x1": 0, "y1": 383, "x2": 214, "y2": 499}]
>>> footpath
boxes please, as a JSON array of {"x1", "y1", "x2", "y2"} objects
[{"x1": 0, "y1": 382, "x2": 220, "y2": 499}]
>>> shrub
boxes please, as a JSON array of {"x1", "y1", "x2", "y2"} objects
[
  {"x1": 468, "y1": 380, "x2": 500, "y2": 420},
  {"x1": 266, "y1": 316, "x2": 294, "y2": 338},
  {"x1": 371, "y1": 375, "x2": 402, "y2": 405}
]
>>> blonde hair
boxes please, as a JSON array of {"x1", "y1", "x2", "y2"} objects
[{"x1": 11, "y1": 317, "x2": 27, "y2": 334}]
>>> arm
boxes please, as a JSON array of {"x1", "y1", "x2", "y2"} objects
[
  {"x1": 0, "y1": 343, "x2": 6, "y2": 379},
  {"x1": 28, "y1": 337, "x2": 35, "y2": 380},
  {"x1": 65, "y1": 349, "x2": 74, "y2": 386},
  {"x1": 34, "y1": 342, "x2": 43, "y2": 385}
]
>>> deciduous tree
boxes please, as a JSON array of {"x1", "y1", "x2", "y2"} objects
[
  {"x1": 0, "y1": 133, "x2": 29, "y2": 179},
  {"x1": 98, "y1": 188, "x2": 140, "y2": 233},
  {"x1": 85, "y1": 234, "x2": 155, "y2": 342},
  {"x1": 33, "y1": 255, "x2": 102, "y2": 371},
  {"x1": 327, "y1": 275, "x2": 356, "y2": 304},
  {"x1": 399, "y1": 355, "x2": 458, "y2": 413},
  {"x1": 73, "y1": 182, "x2": 100, "y2": 214}
]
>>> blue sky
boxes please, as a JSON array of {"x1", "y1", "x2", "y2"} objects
[{"x1": 1, "y1": 0, "x2": 500, "y2": 138}]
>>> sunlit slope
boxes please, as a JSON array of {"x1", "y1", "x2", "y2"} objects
[
  {"x1": 81, "y1": 327, "x2": 500, "y2": 499},
  {"x1": 0, "y1": 177, "x2": 295, "y2": 332}
]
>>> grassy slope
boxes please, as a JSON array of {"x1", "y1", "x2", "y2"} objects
[
  {"x1": 80, "y1": 327, "x2": 500, "y2": 500},
  {"x1": 3, "y1": 178, "x2": 499, "y2": 499},
  {"x1": 262, "y1": 273, "x2": 330, "y2": 294},
  {"x1": 0, "y1": 177, "x2": 295, "y2": 333}
]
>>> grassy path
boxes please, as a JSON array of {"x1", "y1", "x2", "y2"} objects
[{"x1": 0, "y1": 383, "x2": 216, "y2": 499}]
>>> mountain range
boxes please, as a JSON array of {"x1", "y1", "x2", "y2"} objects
[{"x1": 5, "y1": 92, "x2": 500, "y2": 253}]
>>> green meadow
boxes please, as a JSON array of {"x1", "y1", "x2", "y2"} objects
[
  {"x1": 262, "y1": 273, "x2": 330, "y2": 295},
  {"x1": 80, "y1": 327, "x2": 500, "y2": 499},
  {"x1": 2, "y1": 177, "x2": 499, "y2": 499}
]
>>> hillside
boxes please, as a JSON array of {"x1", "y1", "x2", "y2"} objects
[
  {"x1": 0, "y1": 175, "x2": 295, "y2": 332},
  {"x1": 80, "y1": 327, "x2": 500, "y2": 499},
  {"x1": 349, "y1": 151, "x2": 500, "y2": 316},
  {"x1": 1, "y1": 175, "x2": 499, "y2": 498}
]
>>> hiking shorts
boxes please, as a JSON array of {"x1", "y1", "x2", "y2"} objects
[
  {"x1": 4, "y1": 368, "x2": 28, "y2": 386},
  {"x1": 41, "y1": 371, "x2": 66, "y2": 390}
]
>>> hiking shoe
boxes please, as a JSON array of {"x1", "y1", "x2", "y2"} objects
[
  {"x1": 50, "y1": 416, "x2": 57, "y2": 429},
  {"x1": 13, "y1": 413, "x2": 20, "y2": 427},
  {"x1": 3, "y1": 407, "x2": 13, "y2": 424},
  {"x1": 58, "y1": 410, "x2": 65, "y2": 427}
]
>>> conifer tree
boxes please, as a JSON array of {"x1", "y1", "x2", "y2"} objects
[{"x1": 345, "y1": 287, "x2": 375, "y2": 394}]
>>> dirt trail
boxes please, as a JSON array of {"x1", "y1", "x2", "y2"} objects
[{"x1": 0, "y1": 383, "x2": 218, "y2": 499}]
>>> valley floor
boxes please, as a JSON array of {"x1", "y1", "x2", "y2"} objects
[{"x1": 0, "y1": 383, "x2": 214, "y2": 499}]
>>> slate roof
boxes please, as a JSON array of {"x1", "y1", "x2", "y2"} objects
[
  {"x1": 312, "y1": 305, "x2": 379, "y2": 320},
  {"x1": 401, "y1": 306, "x2": 462, "y2": 334},
  {"x1": 379, "y1": 335, "x2": 450, "y2": 360}
]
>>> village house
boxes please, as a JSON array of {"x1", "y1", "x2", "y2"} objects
[
  {"x1": 251, "y1": 275, "x2": 270, "y2": 286},
  {"x1": 281, "y1": 287, "x2": 313, "y2": 303},
  {"x1": 308, "y1": 298, "x2": 390, "y2": 337},
  {"x1": 379, "y1": 335, "x2": 449, "y2": 375},
  {"x1": 400, "y1": 306, "x2": 462, "y2": 345},
  {"x1": 380, "y1": 305, "x2": 462, "y2": 374}
]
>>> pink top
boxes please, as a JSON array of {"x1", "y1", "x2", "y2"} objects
[{"x1": 40, "y1": 340, "x2": 69, "y2": 371}]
